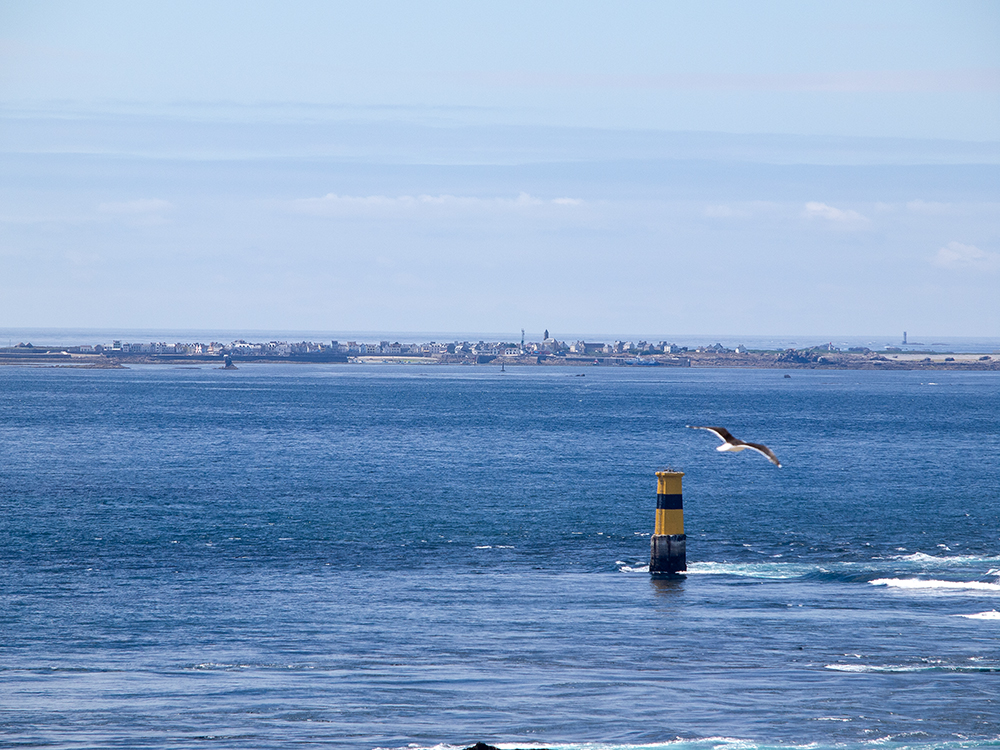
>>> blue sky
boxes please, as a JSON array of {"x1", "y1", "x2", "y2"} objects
[{"x1": 1, "y1": 1, "x2": 998, "y2": 338}]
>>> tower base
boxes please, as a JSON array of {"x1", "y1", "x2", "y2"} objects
[{"x1": 650, "y1": 534, "x2": 686, "y2": 575}]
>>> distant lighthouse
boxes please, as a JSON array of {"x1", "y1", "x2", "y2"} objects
[{"x1": 903, "y1": 331, "x2": 907, "y2": 345}]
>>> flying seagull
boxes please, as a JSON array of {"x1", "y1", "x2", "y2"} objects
[{"x1": 686, "y1": 425, "x2": 782, "y2": 467}]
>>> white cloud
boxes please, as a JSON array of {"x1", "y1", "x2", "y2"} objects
[
  {"x1": 289, "y1": 192, "x2": 581, "y2": 216},
  {"x1": 932, "y1": 241, "x2": 999, "y2": 271},
  {"x1": 803, "y1": 201, "x2": 869, "y2": 228}
]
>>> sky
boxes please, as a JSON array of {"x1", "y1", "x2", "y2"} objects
[{"x1": 1, "y1": 0, "x2": 998, "y2": 340}]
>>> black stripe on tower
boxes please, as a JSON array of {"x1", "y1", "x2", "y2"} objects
[{"x1": 656, "y1": 494, "x2": 683, "y2": 510}]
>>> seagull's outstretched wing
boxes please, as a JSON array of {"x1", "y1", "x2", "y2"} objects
[
  {"x1": 686, "y1": 425, "x2": 736, "y2": 444},
  {"x1": 687, "y1": 424, "x2": 783, "y2": 467},
  {"x1": 744, "y1": 442, "x2": 782, "y2": 468}
]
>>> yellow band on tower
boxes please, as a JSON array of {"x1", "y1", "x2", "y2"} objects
[
  {"x1": 656, "y1": 471, "x2": 683, "y2": 495},
  {"x1": 655, "y1": 508, "x2": 684, "y2": 535}
]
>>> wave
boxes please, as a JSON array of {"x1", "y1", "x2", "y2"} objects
[
  {"x1": 617, "y1": 554, "x2": 1000, "y2": 576},
  {"x1": 686, "y1": 561, "x2": 817, "y2": 579},
  {"x1": 891, "y1": 552, "x2": 1000, "y2": 566},
  {"x1": 380, "y1": 736, "x2": 1000, "y2": 750},
  {"x1": 186, "y1": 662, "x2": 313, "y2": 671},
  {"x1": 636, "y1": 561, "x2": 880, "y2": 582},
  {"x1": 616, "y1": 561, "x2": 821, "y2": 578},
  {"x1": 870, "y1": 578, "x2": 1000, "y2": 592},
  {"x1": 616, "y1": 559, "x2": 1000, "y2": 592},
  {"x1": 958, "y1": 610, "x2": 1000, "y2": 619},
  {"x1": 826, "y1": 662, "x2": 1000, "y2": 674},
  {"x1": 617, "y1": 563, "x2": 649, "y2": 573},
  {"x1": 0, "y1": 665, "x2": 128, "y2": 674}
]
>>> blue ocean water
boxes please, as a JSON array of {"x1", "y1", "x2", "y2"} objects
[{"x1": 1, "y1": 364, "x2": 998, "y2": 750}]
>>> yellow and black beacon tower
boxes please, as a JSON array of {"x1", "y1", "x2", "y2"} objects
[{"x1": 650, "y1": 470, "x2": 686, "y2": 576}]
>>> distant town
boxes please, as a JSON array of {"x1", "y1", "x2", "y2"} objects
[{"x1": 1, "y1": 331, "x2": 997, "y2": 370}]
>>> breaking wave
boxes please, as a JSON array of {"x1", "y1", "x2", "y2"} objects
[
  {"x1": 958, "y1": 610, "x2": 1000, "y2": 619},
  {"x1": 870, "y1": 578, "x2": 1000, "y2": 592}
]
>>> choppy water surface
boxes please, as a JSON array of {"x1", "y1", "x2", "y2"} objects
[{"x1": 1, "y1": 365, "x2": 998, "y2": 750}]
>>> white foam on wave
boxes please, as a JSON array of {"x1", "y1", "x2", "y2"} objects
[
  {"x1": 958, "y1": 610, "x2": 1000, "y2": 619},
  {"x1": 891, "y1": 552, "x2": 1000, "y2": 566},
  {"x1": 620, "y1": 559, "x2": 1000, "y2": 589},
  {"x1": 188, "y1": 661, "x2": 310, "y2": 671},
  {"x1": 686, "y1": 561, "x2": 815, "y2": 579},
  {"x1": 826, "y1": 659, "x2": 1000, "y2": 674},
  {"x1": 825, "y1": 663, "x2": 924, "y2": 673},
  {"x1": 617, "y1": 563, "x2": 649, "y2": 573},
  {"x1": 870, "y1": 578, "x2": 1000, "y2": 592}
]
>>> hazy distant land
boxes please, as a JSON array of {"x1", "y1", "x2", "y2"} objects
[{"x1": 1, "y1": 338, "x2": 997, "y2": 371}]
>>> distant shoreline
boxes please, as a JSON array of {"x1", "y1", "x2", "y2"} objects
[{"x1": 1, "y1": 347, "x2": 998, "y2": 371}]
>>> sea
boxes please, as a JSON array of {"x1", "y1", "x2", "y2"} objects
[{"x1": 1, "y1": 363, "x2": 998, "y2": 750}]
